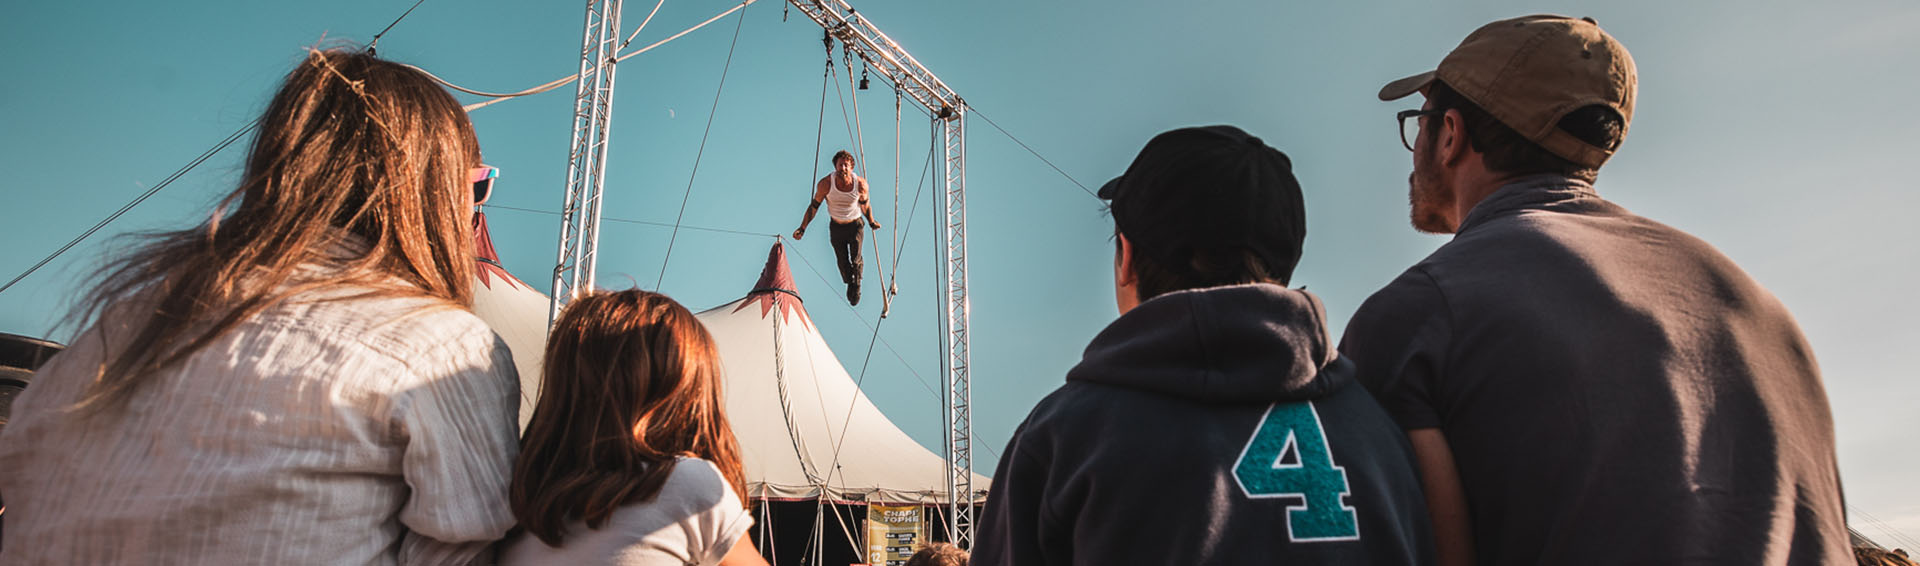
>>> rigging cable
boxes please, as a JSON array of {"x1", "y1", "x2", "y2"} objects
[
  {"x1": 805, "y1": 34, "x2": 831, "y2": 227},
  {"x1": 773, "y1": 285, "x2": 828, "y2": 485},
  {"x1": 826, "y1": 501, "x2": 863, "y2": 559},
  {"x1": 783, "y1": 239, "x2": 942, "y2": 403},
  {"x1": 0, "y1": 119, "x2": 260, "y2": 296},
  {"x1": 831, "y1": 45, "x2": 896, "y2": 316},
  {"x1": 482, "y1": 204, "x2": 776, "y2": 239},
  {"x1": 759, "y1": 502, "x2": 777, "y2": 564},
  {"x1": 1854, "y1": 508, "x2": 1920, "y2": 552},
  {"x1": 1, "y1": 0, "x2": 445, "y2": 296},
  {"x1": 616, "y1": 0, "x2": 669, "y2": 51},
  {"x1": 890, "y1": 88, "x2": 901, "y2": 300},
  {"x1": 817, "y1": 125, "x2": 941, "y2": 493},
  {"x1": 887, "y1": 126, "x2": 937, "y2": 295},
  {"x1": 830, "y1": 49, "x2": 859, "y2": 167},
  {"x1": 838, "y1": 46, "x2": 894, "y2": 315},
  {"x1": 366, "y1": 0, "x2": 431, "y2": 54},
  {"x1": 971, "y1": 106, "x2": 1097, "y2": 200},
  {"x1": 458, "y1": 0, "x2": 759, "y2": 112},
  {"x1": 654, "y1": 2, "x2": 749, "y2": 290}
]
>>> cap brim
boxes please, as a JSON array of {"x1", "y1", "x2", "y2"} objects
[
  {"x1": 1378, "y1": 70, "x2": 1436, "y2": 101},
  {"x1": 1097, "y1": 176, "x2": 1122, "y2": 200}
]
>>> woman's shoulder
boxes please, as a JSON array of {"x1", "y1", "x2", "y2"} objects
[{"x1": 660, "y1": 457, "x2": 735, "y2": 506}]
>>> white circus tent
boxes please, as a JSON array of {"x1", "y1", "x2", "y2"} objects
[
  {"x1": 696, "y1": 243, "x2": 988, "y2": 504},
  {"x1": 469, "y1": 211, "x2": 551, "y2": 432},
  {"x1": 468, "y1": 217, "x2": 985, "y2": 504}
]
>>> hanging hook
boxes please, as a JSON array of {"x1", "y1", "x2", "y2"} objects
[{"x1": 822, "y1": 30, "x2": 835, "y2": 74}]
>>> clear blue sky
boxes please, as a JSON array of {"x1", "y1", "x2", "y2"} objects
[{"x1": 4, "y1": 0, "x2": 1917, "y2": 546}]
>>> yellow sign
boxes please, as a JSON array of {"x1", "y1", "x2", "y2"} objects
[{"x1": 865, "y1": 504, "x2": 924, "y2": 566}]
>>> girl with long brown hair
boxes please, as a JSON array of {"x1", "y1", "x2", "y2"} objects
[
  {"x1": 0, "y1": 48, "x2": 520, "y2": 563},
  {"x1": 502, "y1": 289, "x2": 766, "y2": 566}
]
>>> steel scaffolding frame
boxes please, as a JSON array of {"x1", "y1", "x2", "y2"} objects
[
  {"x1": 549, "y1": 0, "x2": 624, "y2": 325},
  {"x1": 934, "y1": 108, "x2": 974, "y2": 550}
]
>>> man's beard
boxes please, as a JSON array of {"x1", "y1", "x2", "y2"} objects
[{"x1": 1408, "y1": 150, "x2": 1455, "y2": 234}]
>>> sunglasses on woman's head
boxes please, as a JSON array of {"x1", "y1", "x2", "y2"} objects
[{"x1": 470, "y1": 166, "x2": 499, "y2": 205}]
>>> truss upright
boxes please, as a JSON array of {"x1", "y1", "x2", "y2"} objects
[
  {"x1": 785, "y1": 0, "x2": 975, "y2": 548},
  {"x1": 934, "y1": 108, "x2": 974, "y2": 550},
  {"x1": 550, "y1": 0, "x2": 625, "y2": 325}
]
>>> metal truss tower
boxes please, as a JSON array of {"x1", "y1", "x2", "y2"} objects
[
  {"x1": 785, "y1": 0, "x2": 976, "y2": 548},
  {"x1": 934, "y1": 105, "x2": 974, "y2": 550},
  {"x1": 550, "y1": 0, "x2": 624, "y2": 325}
]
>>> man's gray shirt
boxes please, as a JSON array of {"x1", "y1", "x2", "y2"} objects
[{"x1": 1340, "y1": 175, "x2": 1849, "y2": 565}]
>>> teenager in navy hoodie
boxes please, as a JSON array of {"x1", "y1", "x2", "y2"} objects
[{"x1": 972, "y1": 126, "x2": 1434, "y2": 566}]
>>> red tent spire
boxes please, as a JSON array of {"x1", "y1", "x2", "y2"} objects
[
  {"x1": 736, "y1": 242, "x2": 810, "y2": 328},
  {"x1": 473, "y1": 211, "x2": 528, "y2": 290},
  {"x1": 751, "y1": 242, "x2": 799, "y2": 295}
]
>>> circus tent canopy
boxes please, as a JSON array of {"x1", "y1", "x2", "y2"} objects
[
  {"x1": 697, "y1": 243, "x2": 987, "y2": 504},
  {"x1": 467, "y1": 221, "x2": 986, "y2": 503},
  {"x1": 470, "y1": 211, "x2": 551, "y2": 431}
]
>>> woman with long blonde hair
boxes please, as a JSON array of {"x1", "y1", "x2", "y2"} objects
[
  {"x1": 503, "y1": 289, "x2": 766, "y2": 566},
  {"x1": 0, "y1": 48, "x2": 520, "y2": 564}
]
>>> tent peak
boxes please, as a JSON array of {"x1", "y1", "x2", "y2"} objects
[
  {"x1": 473, "y1": 210, "x2": 528, "y2": 291},
  {"x1": 735, "y1": 242, "x2": 810, "y2": 328},
  {"x1": 750, "y1": 242, "x2": 800, "y2": 298}
]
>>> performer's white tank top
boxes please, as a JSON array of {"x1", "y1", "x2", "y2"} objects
[{"x1": 826, "y1": 174, "x2": 863, "y2": 222}]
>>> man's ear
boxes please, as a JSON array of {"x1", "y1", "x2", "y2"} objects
[
  {"x1": 1115, "y1": 233, "x2": 1139, "y2": 289},
  {"x1": 1438, "y1": 108, "x2": 1471, "y2": 167}
]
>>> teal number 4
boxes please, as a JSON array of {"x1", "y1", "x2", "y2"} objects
[{"x1": 1232, "y1": 401, "x2": 1360, "y2": 542}]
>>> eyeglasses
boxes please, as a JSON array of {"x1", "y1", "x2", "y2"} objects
[
  {"x1": 1397, "y1": 108, "x2": 1444, "y2": 152},
  {"x1": 470, "y1": 166, "x2": 499, "y2": 205}
]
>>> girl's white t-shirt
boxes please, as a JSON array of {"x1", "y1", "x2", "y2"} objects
[{"x1": 500, "y1": 458, "x2": 754, "y2": 566}]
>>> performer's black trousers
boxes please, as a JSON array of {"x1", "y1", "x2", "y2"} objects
[{"x1": 829, "y1": 220, "x2": 864, "y2": 285}]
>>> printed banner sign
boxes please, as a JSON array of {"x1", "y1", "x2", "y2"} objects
[{"x1": 865, "y1": 504, "x2": 924, "y2": 566}]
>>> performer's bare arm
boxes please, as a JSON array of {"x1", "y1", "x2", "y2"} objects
[
  {"x1": 858, "y1": 178, "x2": 880, "y2": 229},
  {"x1": 792, "y1": 178, "x2": 832, "y2": 240}
]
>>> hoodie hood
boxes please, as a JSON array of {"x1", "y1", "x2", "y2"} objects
[{"x1": 1065, "y1": 283, "x2": 1349, "y2": 404}]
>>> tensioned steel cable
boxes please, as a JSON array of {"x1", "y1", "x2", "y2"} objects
[
  {"x1": 482, "y1": 204, "x2": 775, "y2": 238},
  {"x1": 616, "y1": 0, "x2": 668, "y2": 51},
  {"x1": 972, "y1": 106, "x2": 1097, "y2": 200},
  {"x1": 802, "y1": 43, "x2": 830, "y2": 235},
  {"x1": 820, "y1": 124, "x2": 950, "y2": 492},
  {"x1": 654, "y1": 2, "x2": 749, "y2": 290},
  {"x1": 367, "y1": 0, "x2": 431, "y2": 53},
  {"x1": 5, "y1": 0, "x2": 448, "y2": 296},
  {"x1": 458, "y1": 0, "x2": 759, "y2": 112},
  {"x1": 783, "y1": 239, "x2": 940, "y2": 401},
  {"x1": 0, "y1": 119, "x2": 260, "y2": 296}
]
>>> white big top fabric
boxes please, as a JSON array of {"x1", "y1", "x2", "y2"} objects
[
  {"x1": 467, "y1": 227, "x2": 987, "y2": 504},
  {"x1": 696, "y1": 243, "x2": 988, "y2": 504},
  {"x1": 469, "y1": 211, "x2": 549, "y2": 432}
]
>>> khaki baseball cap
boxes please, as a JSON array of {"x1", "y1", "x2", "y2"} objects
[{"x1": 1379, "y1": 14, "x2": 1637, "y2": 169}]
